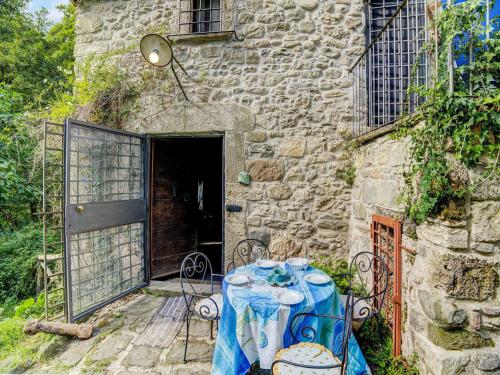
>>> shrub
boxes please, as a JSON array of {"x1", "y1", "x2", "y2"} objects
[
  {"x1": 311, "y1": 257, "x2": 365, "y2": 296},
  {"x1": 0, "y1": 224, "x2": 57, "y2": 304},
  {"x1": 355, "y1": 313, "x2": 419, "y2": 374}
]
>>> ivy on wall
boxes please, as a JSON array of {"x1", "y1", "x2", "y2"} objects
[
  {"x1": 394, "y1": 0, "x2": 499, "y2": 223},
  {"x1": 45, "y1": 54, "x2": 143, "y2": 128}
]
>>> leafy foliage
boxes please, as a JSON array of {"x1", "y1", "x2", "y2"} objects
[
  {"x1": 47, "y1": 56, "x2": 143, "y2": 128},
  {"x1": 0, "y1": 116, "x2": 40, "y2": 230},
  {"x1": 394, "y1": 0, "x2": 499, "y2": 223},
  {"x1": 0, "y1": 3, "x2": 75, "y2": 231},
  {"x1": 0, "y1": 1, "x2": 75, "y2": 108},
  {"x1": 0, "y1": 224, "x2": 58, "y2": 304},
  {"x1": 311, "y1": 258, "x2": 354, "y2": 294},
  {"x1": 355, "y1": 318, "x2": 419, "y2": 374}
]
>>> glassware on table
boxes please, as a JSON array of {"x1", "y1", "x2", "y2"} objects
[
  {"x1": 235, "y1": 263, "x2": 253, "y2": 287},
  {"x1": 252, "y1": 253, "x2": 265, "y2": 285}
]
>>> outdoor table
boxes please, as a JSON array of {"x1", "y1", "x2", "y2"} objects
[{"x1": 211, "y1": 262, "x2": 371, "y2": 375}]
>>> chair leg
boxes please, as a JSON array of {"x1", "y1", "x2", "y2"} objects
[
  {"x1": 184, "y1": 314, "x2": 190, "y2": 363},
  {"x1": 210, "y1": 320, "x2": 214, "y2": 340}
]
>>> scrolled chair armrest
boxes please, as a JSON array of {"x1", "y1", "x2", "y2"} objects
[
  {"x1": 184, "y1": 291, "x2": 221, "y2": 321},
  {"x1": 289, "y1": 312, "x2": 344, "y2": 343}
]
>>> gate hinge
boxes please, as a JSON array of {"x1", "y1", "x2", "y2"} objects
[{"x1": 392, "y1": 293, "x2": 401, "y2": 305}]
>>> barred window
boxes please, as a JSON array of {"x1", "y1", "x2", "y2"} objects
[
  {"x1": 367, "y1": 0, "x2": 427, "y2": 127},
  {"x1": 179, "y1": 0, "x2": 222, "y2": 34}
]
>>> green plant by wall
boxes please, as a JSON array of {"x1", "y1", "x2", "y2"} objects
[
  {"x1": 311, "y1": 257, "x2": 366, "y2": 296},
  {"x1": 46, "y1": 55, "x2": 145, "y2": 128},
  {"x1": 336, "y1": 165, "x2": 356, "y2": 187},
  {"x1": 356, "y1": 318, "x2": 419, "y2": 374},
  {"x1": 394, "y1": 0, "x2": 499, "y2": 223}
]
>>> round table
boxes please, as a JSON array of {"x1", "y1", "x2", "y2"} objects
[{"x1": 212, "y1": 262, "x2": 350, "y2": 374}]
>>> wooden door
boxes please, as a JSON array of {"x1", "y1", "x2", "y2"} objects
[{"x1": 150, "y1": 140, "x2": 197, "y2": 278}]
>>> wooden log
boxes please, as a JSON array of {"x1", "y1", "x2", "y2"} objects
[{"x1": 24, "y1": 320, "x2": 93, "y2": 339}]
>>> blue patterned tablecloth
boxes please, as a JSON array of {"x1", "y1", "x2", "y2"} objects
[{"x1": 212, "y1": 263, "x2": 371, "y2": 375}]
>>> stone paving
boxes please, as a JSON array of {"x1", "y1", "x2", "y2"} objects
[{"x1": 28, "y1": 292, "x2": 216, "y2": 375}]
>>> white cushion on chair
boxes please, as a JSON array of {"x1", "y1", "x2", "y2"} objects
[
  {"x1": 194, "y1": 293, "x2": 223, "y2": 319},
  {"x1": 273, "y1": 342, "x2": 341, "y2": 375}
]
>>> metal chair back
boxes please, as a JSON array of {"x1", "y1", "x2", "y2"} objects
[
  {"x1": 180, "y1": 252, "x2": 215, "y2": 313},
  {"x1": 227, "y1": 238, "x2": 270, "y2": 272},
  {"x1": 349, "y1": 251, "x2": 390, "y2": 322},
  {"x1": 274, "y1": 291, "x2": 355, "y2": 374}
]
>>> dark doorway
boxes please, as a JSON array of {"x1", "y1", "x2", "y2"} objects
[{"x1": 149, "y1": 137, "x2": 224, "y2": 279}]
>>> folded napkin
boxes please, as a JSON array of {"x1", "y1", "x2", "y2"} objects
[{"x1": 266, "y1": 267, "x2": 293, "y2": 287}]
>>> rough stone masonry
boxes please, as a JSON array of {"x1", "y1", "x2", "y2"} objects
[
  {"x1": 349, "y1": 134, "x2": 500, "y2": 374},
  {"x1": 73, "y1": 0, "x2": 365, "y2": 263}
]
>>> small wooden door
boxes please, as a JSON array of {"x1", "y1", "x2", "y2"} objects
[{"x1": 64, "y1": 119, "x2": 149, "y2": 322}]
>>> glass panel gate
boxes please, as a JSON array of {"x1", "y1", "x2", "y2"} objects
[{"x1": 64, "y1": 119, "x2": 148, "y2": 322}]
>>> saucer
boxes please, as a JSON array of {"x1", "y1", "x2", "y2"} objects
[
  {"x1": 304, "y1": 273, "x2": 331, "y2": 285},
  {"x1": 226, "y1": 274, "x2": 250, "y2": 286}
]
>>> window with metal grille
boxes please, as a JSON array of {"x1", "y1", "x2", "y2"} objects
[
  {"x1": 351, "y1": 0, "x2": 428, "y2": 137},
  {"x1": 179, "y1": 0, "x2": 222, "y2": 34},
  {"x1": 368, "y1": 0, "x2": 427, "y2": 127}
]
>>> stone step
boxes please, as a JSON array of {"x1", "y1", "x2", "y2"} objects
[{"x1": 144, "y1": 279, "x2": 222, "y2": 298}]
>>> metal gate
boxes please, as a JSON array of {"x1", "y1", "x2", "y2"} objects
[
  {"x1": 371, "y1": 214, "x2": 402, "y2": 356},
  {"x1": 40, "y1": 120, "x2": 66, "y2": 320},
  {"x1": 64, "y1": 119, "x2": 149, "y2": 322}
]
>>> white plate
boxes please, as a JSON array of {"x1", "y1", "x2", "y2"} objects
[
  {"x1": 286, "y1": 257, "x2": 310, "y2": 269},
  {"x1": 304, "y1": 273, "x2": 331, "y2": 285},
  {"x1": 277, "y1": 290, "x2": 304, "y2": 305},
  {"x1": 256, "y1": 259, "x2": 277, "y2": 269},
  {"x1": 226, "y1": 274, "x2": 250, "y2": 286}
]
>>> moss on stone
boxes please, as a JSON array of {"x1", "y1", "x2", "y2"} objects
[
  {"x1": 436, "y1": 197, "x2": 467, "y2": 222},
  {"x1": 427, "y1": 324, "x2": 494, "y2": 350},
  {"x1": 434, "y1": 255, "x2": 499, "y2": 300}
]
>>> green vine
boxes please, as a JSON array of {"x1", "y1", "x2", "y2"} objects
[{"x1": 394, "y1": 0, "x2": 499, "y2": 223}]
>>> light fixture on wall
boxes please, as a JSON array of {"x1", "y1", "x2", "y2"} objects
[{"x1": 140, "y1": 34, "x2": 189, "y2": 100}]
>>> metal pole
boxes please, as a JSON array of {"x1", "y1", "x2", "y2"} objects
[
  {"x1": 447, "y1": 0, "x2": 454, "y2": 93},
  {"x1": 486, "y1": 0, "x2": 490, "y2": 40},
  {"x1": 42, "y1": 120, "x2": 49, "y2": 320},
  {"x1": 434, "y1": 0, "x2": 439, "y2": 75},
  {"x1": 469, "y1": 28, "x2": 473, "y2": 95}
]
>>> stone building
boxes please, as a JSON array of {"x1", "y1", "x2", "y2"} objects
[
  {"x1": 69, "y1": 0, "x2": 499, "y2": 373},
  {"x1": 73, "y1": 0, "x2": 363, "y2": 274}
]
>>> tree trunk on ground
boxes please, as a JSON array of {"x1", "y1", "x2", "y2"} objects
[{"x1": 24, "y1": 320, "x2": 93, "y2": 339}]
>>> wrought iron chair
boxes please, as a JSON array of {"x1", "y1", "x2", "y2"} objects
[
  {"x1": 226, "y1": 238, "x2": 270, "y2": 272},
  {"x1": 337, "y1": 251, "x2": 390, "y2": 330},
  {"x1": 180, "y1": 252, "x2": 223, "y2": 363},
  {"x1": 271, "y1": 291, "x2": 355, "y2": 375}
]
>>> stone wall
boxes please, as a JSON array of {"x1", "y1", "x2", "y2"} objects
[
  {"x1": 349, "y1": 133, "x2": 500, "y2": 374},
  {"x1": 74, "y1": 0, "x2": 366, "y2": 263}
]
